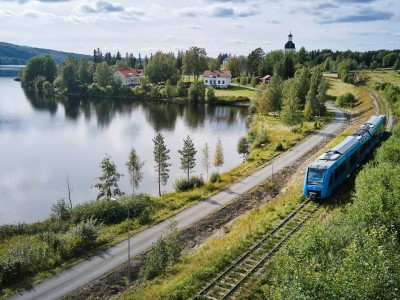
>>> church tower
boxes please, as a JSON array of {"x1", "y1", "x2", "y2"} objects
[{"x1": 284, "y1": 32, "x2": 296, "y2": 52}]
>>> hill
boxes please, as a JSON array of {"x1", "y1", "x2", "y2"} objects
[{"x1": 0, "y1": 42, "x2": 91, "y2": 65}]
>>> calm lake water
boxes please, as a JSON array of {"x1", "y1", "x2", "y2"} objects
[{"x1": 0, "y1": 66, "x2": 248, "y2": 224}]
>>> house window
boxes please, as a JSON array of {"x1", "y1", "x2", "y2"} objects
[
  {"x1": 218, "y1": 80, "x2": 220, "y2": 84},
  {"x1": 222, "y1": 80, "x2": 225, "y2": 84},
  {"x1": 205, "y1": 80, "x2": 208, "y2": 83}
]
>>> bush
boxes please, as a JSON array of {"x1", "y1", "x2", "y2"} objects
[
  {"x1": 174, "y1": 176, "x2": 204, "y2": 192},
  {"x1": 71, "y1": 195, "x2": 154, "y2": 225},
  {"x1": 59, "y1": 218, "x2": 100, "y2": 259},
  {"x1": 188, "y1": 81, "x2": 205, "y2": 101},
  {"x1": 206, "y1": 88, "x2": 216, "y2": 101},
  {"x1": 275, "y1": 142, "x2": 284, "y2": 151},
  {"x1": 210, "y1": 172, "x2": 221, "y2": 183},
  {"x1": 51, "y1": 198, "x2": 71, "y2": 221},
  {"x1": 71, "y1": 199, "x2": 125, "y2": 225},
  {"x1": 335, "y1": 92, "x2": 356, "y2": 107},
  {"x1": 253, "y1": 132, "x2": 269, "y2": 148}
]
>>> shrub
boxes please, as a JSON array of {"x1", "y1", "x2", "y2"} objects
[
  {"x1": 335, "y1": 92, "x2": 356, "y2": 107},
  {"x1": 59, "y1": 218, "x2": 100, "y2": 259},
  {"x1": 206, "y1": 88, "x2": 216, "y2": 101},
  {"x1": 51, "y1": 198, "x2": 71, "y2": 221},
  {"x1": 174, "y1": 176, "x2": 204, "y2": 192},
  {"x1": 210, "y1": 172, "x2": 221, "y2": 183},
  {"x1": 253, "y1": 132, "x2": 269, "y2": 148},
  {"x1": 275, "y1": 142, "x2": 284, "y2": 151},
  {"x1": 188, "y1": 81, "x2": 206, "y2": 101},
  {"x1": 71, "y1": 199, "x2": 125, "y2": 225}
]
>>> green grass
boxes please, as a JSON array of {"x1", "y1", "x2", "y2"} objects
[
  {"x1": 214, "y1": 85, "x2": 257, "y2": 100},
  {"x1": 365, "y1": 68, "x2": 400, "y2": 88}
]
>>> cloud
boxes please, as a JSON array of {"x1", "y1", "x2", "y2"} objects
[
  {"x1": 120, "y1": 9, "x2": 145, "y2": 21},
  {"x1": 23, "y1": 10, "x2": 38, "y2": 18},
  {"x1": 211, "y1": 7, "x2": 234, "y2": 17},
  {"x1": 0, "y1": 10, "x2": 15, "y2": 17},
  {"x1": 1, "y1": 0, "x2": 72, "y2": 2},
  {"x1": 203, "y1": 0, "x2": 248, "y2": 2},
  {"x1": 321, "y1": 9, "x2": 394, "y2": 23},
  {"x1": 210, "y1": 5, "x2": 260, "y2": 18},
  {"x1": 178, "y1": 8, "x2": 202, "y2": 18},
  {"x1": 81, "y1": 1, "x2": 124, "y2": 14}
]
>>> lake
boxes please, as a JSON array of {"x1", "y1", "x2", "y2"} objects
[{"x1": 0, "y1": 66, "x2": 248, "y2": 224}]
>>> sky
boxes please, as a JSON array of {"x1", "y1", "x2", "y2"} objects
[{"x1": 0, "y1": 0, "x2": 399, "y2": 58}]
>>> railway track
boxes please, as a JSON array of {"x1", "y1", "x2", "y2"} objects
[{"x1": 193, "y1": 199, "x2": 320, "y2": 300}]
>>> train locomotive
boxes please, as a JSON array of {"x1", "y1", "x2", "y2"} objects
[{"x1": 304, "y1": 114, "x2": 387, "y2": 199}]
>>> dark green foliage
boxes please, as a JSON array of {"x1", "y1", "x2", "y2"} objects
[
  {"x1": 335, "y1": 92, "x2": 356, "y2": 107},
  {"x1": 0, "y1": 41, "x2": 90, "y2": 65},
  {"x1": 174, "y1": 176, "x2": 204, "y2": 192},
  {"x1": 153, "y1": 132, "x2": 171, "y2": 197},
  {"x1": 145, "y1": 51, "x2": 178, "y2": 84},
  {"x1": 275, "y1": 142, "x2": 284, "y2": 151},
  {"x1": 70, "y1": 194, "x2": 153, "y2": 225},
  {"x1": 210, "y1": 172, "x2": 221, "y2": 183},
  {"x1": 178, "y1": 135, "x2": 197, "y2": 180},
  {"x1": 93, "y1": 154, "x2": 124, "y2": 200},
  {"x1": 21, "y1": 55, "x2": 57, "y2": 86},
  {"x1": 188, "y1": 81, "x2": 206, "y2": 101},
  {"x1": 253, "y1": 132, "x2": 269, "y2": 148},
  {"x1": 237, "y1": 136, "x2": 249, "y2": 157}
]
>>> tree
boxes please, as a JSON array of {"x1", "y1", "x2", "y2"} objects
[
  {"x1": 178, "y1": 135, "x2": 197, "y2": 180},
  {"x1": 266, "y1": 75, "x2": 283, "y2": 116},
  {"x1": 202, "y1": 142, "x2": 211, "y2": 180},
  {"x1": 237, "y1": 136, "x2": 249, "y2": 157},
  {"x1": 188, "y1": 81, "x2": 206, "y2": 101},
  {"x1": 78, "y1": 57, "x2": 92, "y2": 84},
  {"x1": 182, "y1": 46, "x2": 208, "y2": 81},
  {"x1": 304, "y1": 67, "x2": 322, "y2": 120},
  {"x1": 21, "y1": 55, "x2": 57, "y2": 86},
  {"x1": 281, "y1": 79, "x2": 302, "y2": 129},
  {"x1": 226, "y1": 56, "x2": 241, "y2": 78},
  {"x1": 145, "y1": 51, "x2": 178, "y2": 84},
  {"x1": 213, "y1": 138, "x2": 224, "y2": 172},
  {"x1": 126, "y1": 147, "x2": 144, "y2": 195},
  {"x1": 95, "y1": 62, "x2": 112, "y2": 88},
  {"x1": 153, "y1": 132, "x2": 171, "y2": 197},
  {"x1": 247, "y1": 47, "x2": 264, "y2": 77},
  {"x1": 93, "y1": 154, "x2": 124, "y2": 200},
  {"x1": 208, "y1": 58, "x2": 221, "y2": 71},
  {"x1": 294, "y1": 66, "x2": 311, "y2": 107},
  {"x1": 282, "y1": 54, "x2": 295, "y2": 80}
]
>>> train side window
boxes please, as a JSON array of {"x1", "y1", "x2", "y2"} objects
[{"x1": 329, "y1": 175, "x2": 333, "y2": 186}]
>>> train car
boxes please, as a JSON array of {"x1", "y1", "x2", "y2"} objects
[{"x1": 304, "y1": 114, "x2": 387, "y2": 199}]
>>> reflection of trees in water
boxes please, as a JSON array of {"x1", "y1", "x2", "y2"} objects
[
  {"x1": 22, "y1": 90, "x2": 247, "y2": 131},
  {"x1": 23, "y1": 89, "x2": 58, "y2": 114},
  {"x1": 184, "y1": 103, "x2": 206, "y2": 128},
  {"x1": 142, "y1": 101, "x2": 184, "y2": 131}
]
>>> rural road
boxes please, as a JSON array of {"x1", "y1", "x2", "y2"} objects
[{"x1": 9, "y1": 106, "x2": 347, "y2": 300}]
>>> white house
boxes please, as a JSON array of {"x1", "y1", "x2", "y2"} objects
[
  {"x1": 202, "y1": 70, "x2": 231, "y2": 89},
  {"x1": 114, "y1": 68, "x2": 140, "y2": 86}
]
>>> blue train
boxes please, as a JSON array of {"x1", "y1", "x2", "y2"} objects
[{"x1": 304, "y1": 114, "x2": 387, "y2": 199}]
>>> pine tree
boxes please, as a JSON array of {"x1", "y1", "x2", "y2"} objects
[
  {"x1": 153, "y1": 132, "x2": 171, "y2": 197},
  {"x1": 126, "y1": 147, "x2": 144, "y2": 195},
  {"x1": 93, "y1": 154, "x2": 124, "y2": 200},
  {"x1": 213, "y1": 139, "x2": 224, "y2": 172},
  {"x1": 178, "y1": 135, "x2": 197, "y2": 180},
  {"x1": 237, "y1": 136, "x2": 249, "y2": 157}
]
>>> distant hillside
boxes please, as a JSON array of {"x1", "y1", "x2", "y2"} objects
[{"x1": 0, "y1": 42, "x2": 92, "y2": 65}]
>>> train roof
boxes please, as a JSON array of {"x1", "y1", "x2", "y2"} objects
[{"x1": 307, "y1": 115, "x2": 386, "y2": 170}]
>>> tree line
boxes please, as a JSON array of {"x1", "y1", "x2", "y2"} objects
[
  {"x1": 20, "y1": 45, "x2": 399, "y2": 101},
  {"x1": 94, "y1": 133, "x2": 225, "y2": 200}
]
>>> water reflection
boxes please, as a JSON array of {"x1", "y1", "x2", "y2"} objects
[
  {"x1": 0, "y1": 75, "x2": 248, "y2": 224},
  {"x1": 21, "y1": 90, "x2": 248, "y2": 131}
]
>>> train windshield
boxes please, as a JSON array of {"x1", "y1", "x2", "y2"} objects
[{"x1": 307, "y1": 168, "x2": 326, "y2": 185}]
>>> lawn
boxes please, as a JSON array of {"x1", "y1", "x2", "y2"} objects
[{"x1": 214, "y1": 85, "x2": 257, "y2": 100}]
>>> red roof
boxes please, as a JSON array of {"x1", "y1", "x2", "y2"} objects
[
  {"x1": 261, "y1": 75, "x2": 271, "y2": 81},
  {"x1": 118, "y1": 68, "x2": 140, "y2": 77},
  {"x1": 202, "y1": 70, "x2": 231, "y2": 78}
]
